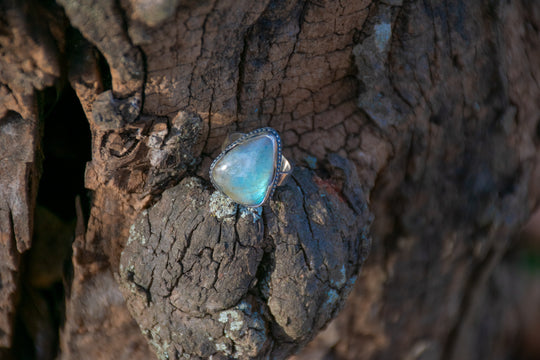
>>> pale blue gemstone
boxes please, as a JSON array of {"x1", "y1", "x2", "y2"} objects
[{"x1": 212, "y1": 135, "x2": 277, "y2": 206}]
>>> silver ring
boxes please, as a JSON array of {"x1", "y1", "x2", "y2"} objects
[{"x1": 209, "y1": 127, "x2": 293, "y2": 208}]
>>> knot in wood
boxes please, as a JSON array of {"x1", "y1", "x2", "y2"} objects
[{"x1": 118, "y1": 158, "x2": 371, "y2": 360}]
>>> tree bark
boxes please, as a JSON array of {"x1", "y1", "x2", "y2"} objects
[{"x1": 0, "y1": 0, "x2": 539, "y2": 359}]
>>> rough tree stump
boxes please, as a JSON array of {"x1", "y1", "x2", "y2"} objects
[{"x1": 0, "y1": 0, "x2": 539, "y2": 359}]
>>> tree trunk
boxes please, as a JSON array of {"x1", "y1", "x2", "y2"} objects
[{"x1": 1, "y1": 0, "x2": 539, "y2": 359}]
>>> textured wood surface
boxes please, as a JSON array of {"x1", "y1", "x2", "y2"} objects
[
  {"x1": 118, "y1": 161, "x2": 370, "y2": 359},
  {"x1": 0, "y1": 0, "x2": 539, "y2": 359}
]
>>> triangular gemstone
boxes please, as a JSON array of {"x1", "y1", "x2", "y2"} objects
[{"x1": 211, "y1": 134, "x2": 277, "y2": 207}]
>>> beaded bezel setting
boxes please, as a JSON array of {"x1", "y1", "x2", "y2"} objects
[{"x1": 209, "y1": 127, "x2": 283, "y2": 208}]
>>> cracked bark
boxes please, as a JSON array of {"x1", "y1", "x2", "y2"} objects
[
  {"x1": 1, "y1": 0, "x2": 540, "y2": 360},
  {"x1": 119, "y1": 163, "x2": 370, "y2": 359}
]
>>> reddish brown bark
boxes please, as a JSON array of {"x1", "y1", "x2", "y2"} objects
[{"x1": 0, "y1": 0, "x2": 539, "y2": 359}]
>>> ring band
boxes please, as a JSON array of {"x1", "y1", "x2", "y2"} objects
[{"x1": 209, "y1": 127, "x2": 292, "y2": 208}]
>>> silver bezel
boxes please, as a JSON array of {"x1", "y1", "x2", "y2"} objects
[{"x1": 209, "y1": 127, "x2": 282, "y2": 208}]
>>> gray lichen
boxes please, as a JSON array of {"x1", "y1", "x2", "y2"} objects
[{"x1": 209, "y1": 191, "x2": 237, "y2": 220}]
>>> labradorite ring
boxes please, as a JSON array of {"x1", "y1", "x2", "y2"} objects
[{"x1": 209, "y1": 127, "x2": 292, "y2": 208}]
